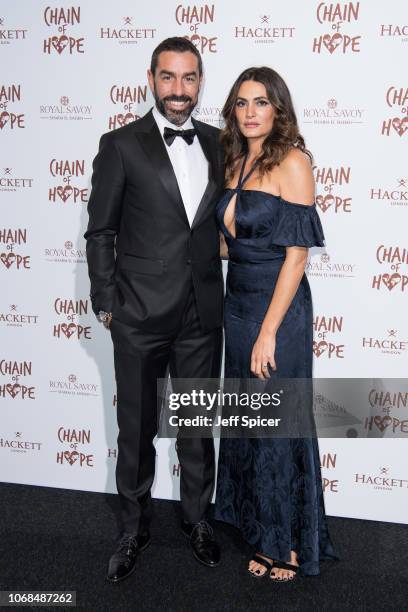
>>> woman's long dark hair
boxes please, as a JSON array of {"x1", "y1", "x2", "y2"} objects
[{"x1": 221, "y1": 66, "x2": 312, "y2": 183}]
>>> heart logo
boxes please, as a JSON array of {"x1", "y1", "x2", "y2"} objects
[
  {"x1": 381, "y1": 273, "x2": 401, "y2": 291},
  {"x1": 6, "y1": 383, "x2": 21, "y2": 398},
  {"x1": 0, "y1": 252, "x2": 16, "y2": 269},
  {"x1": 322, "y1": 33, "x2": 343, "y2": 54},
  {"x1": 316, "y1": 194, "x2": 334, "y2": 213},
  {"x1": 392, "y1": 116, "x2": 408, "y2": 137},
  {"x1": 374, "y1": 415, "x2": 392, "y2": 432},
  {"x1": 56, "y1": 185, "x2": 73, "y2": 202},
  {"x1": 116, "y1": 113, "x2": 135, "y2": 127},
  {"x1": 64, "y1": 450, "x2": 79, "y2": 465},
  {"x1": 51, "y1": 35, "x2": 69, "y2": 55},
  {"x1": 313, "y1": 340, "x2": 328, "y2": 358},
  {"x1": 0, "y1": 111, "x2": 9, "y2": 130},
  {"x1": 61, "y1": 322, "x2": 77, "y2": 338}
]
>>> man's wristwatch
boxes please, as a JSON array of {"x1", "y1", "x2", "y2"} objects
[{"x1": 98, "y1": 310, "x2": 112, "y2": 328}]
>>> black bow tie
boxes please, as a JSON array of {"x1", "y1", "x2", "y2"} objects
[{"x1": 163, "y1": 126, "x2": 196, "y2": 146}]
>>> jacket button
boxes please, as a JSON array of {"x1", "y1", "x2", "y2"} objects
[{"x1": 186, "y1": 259, "x2": 191, "y2": 265}]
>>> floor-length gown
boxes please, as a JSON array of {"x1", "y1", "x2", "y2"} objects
[{"x1": 214, "y1": 156, "x2": 336, "y2": 575}]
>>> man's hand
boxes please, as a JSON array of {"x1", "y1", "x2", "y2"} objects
[{"x1": 98, "y1": 311, "x2": 112, "y2": 329}]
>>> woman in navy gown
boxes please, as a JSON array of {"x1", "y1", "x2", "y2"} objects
[{"x1": 214, "y1": 67, "x2": 336, "y2": 580}]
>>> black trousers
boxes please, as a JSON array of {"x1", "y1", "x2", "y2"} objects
[{"x1": 110, "y1": 289, "x2": 222, "y2": 534}]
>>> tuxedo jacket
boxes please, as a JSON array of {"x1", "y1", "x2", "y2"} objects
[{"x1": 84, "y1": 109, "x2": 224, "y2": 333}]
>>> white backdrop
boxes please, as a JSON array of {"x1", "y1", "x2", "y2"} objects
[{"x1": 1, "y1": 0, "x2": 407, "y2": 524}]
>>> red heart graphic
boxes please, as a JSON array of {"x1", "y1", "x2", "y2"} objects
[
  {"x1": 61, "y1": 322, "x2": 77, "y2": 338},
  {"x1": 56, "y1": 185, "x2": 73, "y2": 202},
  {"x1": 51, "y1": 35, "x2": 69, "y2": 55},
  {"x1": 0, "y1": 252, "x2": 16, "y2": 269},
  {"x1": 315, "y1": 194, "x2": 334, "y2": 213},
  {"x1": 392, "y1": 116, "x2": 408, "y2": 137},
  {"x1": 0, "y1": 111, "x2": 9, "y2": 129},
  {"x1": 116, "y1": 113, "x2": 135, "y2": 127},
  {"x1": 381, "y1": 273, "x2": 401, "y2": 291},
  {"x1": 374, "y1": 415, "x2": 392, "y2": 432},
  {"x1": 322, "y1": 33, "x2": 343, "y2": 54},
  {"x1": 6, "y1": 383, "x2": 21, "y2": 398},
  {"x1": 313, "y1": 340, "x2": 328, "y2": 357},
  {"x1": 64, "y1": 450, "x2": 79, "y2": 465}
]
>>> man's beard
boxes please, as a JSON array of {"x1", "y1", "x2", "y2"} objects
[{"x1": 154, "y1": 86, "x2": 197, "y2": 126}]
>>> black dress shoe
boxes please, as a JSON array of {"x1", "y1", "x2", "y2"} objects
[
  {"x1": 106, "y1": 531, "x2": 151, "y2": 583},
  {"x1": 182, "y1": 520, "x2": 221, "y2": 567}
]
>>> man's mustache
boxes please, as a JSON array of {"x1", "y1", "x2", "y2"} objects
[{"x1": 163, "y1": 95, "x2": 192, "y2": 104}]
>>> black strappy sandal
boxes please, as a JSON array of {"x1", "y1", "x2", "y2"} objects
[
  {"x1": 269, "y1": 560, "x2": 299, "y2": 582},
  {"x1": 248, "y1": 553, "x2": 274, "y2": 579}
]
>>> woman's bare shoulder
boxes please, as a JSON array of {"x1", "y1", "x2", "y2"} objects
[
  {"x1": 280, "y1": 147, "x2": 311, "y2": 173},
  {"x1": 277, "y1": 148, "x2": 314, "y2": 205}
]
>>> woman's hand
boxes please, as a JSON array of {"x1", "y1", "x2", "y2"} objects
[{"x1": 250, "y1": 329, "x2": 277, "y2": 379}]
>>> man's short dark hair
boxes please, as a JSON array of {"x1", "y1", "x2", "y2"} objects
[{"x1": 150, "y1": 37, "x2": 203, "y2": 76}]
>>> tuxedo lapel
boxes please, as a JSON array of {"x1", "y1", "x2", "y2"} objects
[
  {"x1": 135, "y1": 110, "x2": 189, "y2": 226},
  {"x1": 193, "y1": 118, "x2": 217, "y2": 176},
  {"x1": 191, "y1": 118, "x2": 219, "y2": 230},
  {"x1": 191, "y1": 177, "x2": 216, "y2": 230}
]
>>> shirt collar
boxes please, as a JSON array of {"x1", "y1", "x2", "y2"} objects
[{"x1": 152, "y1": 105, "x2": 194, "y2": 133}]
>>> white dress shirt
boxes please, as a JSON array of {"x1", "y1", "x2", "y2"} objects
[{"x1": 152, "y1": 106, "x2": 209, "y2": 227}]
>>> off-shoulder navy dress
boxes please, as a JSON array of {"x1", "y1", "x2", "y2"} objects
[{"x1": 214, "y1": 157, "x2": 336, "y2": 575}]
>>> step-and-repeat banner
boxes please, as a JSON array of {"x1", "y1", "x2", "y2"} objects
[{"x1": 1, "y1": 1, "x2": 407, "y2": 523}]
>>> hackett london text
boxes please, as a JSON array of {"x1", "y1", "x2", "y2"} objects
[
  {"x1": 0, "y1": 439, "x2": 41, "y2": 450},
  {"x1": 234, "y1": 27, "x2": 294, "y2": 38},
  {"x1": 355, "y1": 474, "x2": 408, "y2": 488},
  {"x1": 99, "y1": 28, "x2": 155, "y2": 39},
  {"x1": 0, "y1": 28, "x2": 27, "y2": 41},
  {"x1": 0, "y1": 313, "x2": 38, "y2": 324}
]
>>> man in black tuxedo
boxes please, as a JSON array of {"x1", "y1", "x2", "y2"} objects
[{"x1": 84, "y1": 37, "x2": 224, "y2": 583}]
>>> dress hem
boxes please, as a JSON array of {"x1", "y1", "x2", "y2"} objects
[{"x1": 214, "y1": 514, "x2": 339, "y2": 577}]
